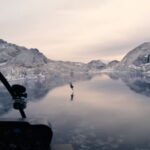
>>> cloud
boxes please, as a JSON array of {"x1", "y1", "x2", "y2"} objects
[{"x1": 0, "y1": 0, "x2": 150, "y2": 62}]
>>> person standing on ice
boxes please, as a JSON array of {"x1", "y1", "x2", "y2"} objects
[
  {"x1": 69, "y1": 70, "x2": 74, "y2": 101},
  {"x1": 69, "y1": 70, "x2": 74, "y2": 91},
  {"x1": 70, "y1": 82, "x2": 74, "y2": 90}
]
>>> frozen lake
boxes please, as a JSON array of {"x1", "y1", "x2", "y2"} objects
[{"x1": 1, "y1": 73, "x2": 150, "y2": 150}]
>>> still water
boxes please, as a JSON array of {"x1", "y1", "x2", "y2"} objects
[{"x1": 1, "y1": 73, "x2": 150, "y2": 150}]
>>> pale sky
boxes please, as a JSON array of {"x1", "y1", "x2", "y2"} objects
[{"x1": 1, "y1": 0, "x2": 150, "y2": 62}]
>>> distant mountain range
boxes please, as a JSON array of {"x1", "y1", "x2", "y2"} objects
[
  {"x1": 0, "y1": 39, "x2": 150, "y2": 80},
  {"x1": 0, "y1": 39, "x2": 106, "y2": 80}
]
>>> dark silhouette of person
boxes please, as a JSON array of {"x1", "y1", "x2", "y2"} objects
[{"x1": 69, "y1": 82, "x2": 74, "y2": 90}]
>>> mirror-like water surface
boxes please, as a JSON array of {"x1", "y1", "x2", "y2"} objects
[{"x1": 1, "y1": 74, "x2": 150, "y2": 150}]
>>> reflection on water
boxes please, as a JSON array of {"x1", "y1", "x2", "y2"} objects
[
  {"x1": 0, "y1": 73, "x2": 92, "y2": 116},
  {"x1": 107, "y1": 72, "x2": 150, "y2": 97},
  {"x1": 70, "y1": 92, "x2": 74, "y2": 101},
  {"x1": 1, "y1": 73, "x2": 150, "y2": 149}
]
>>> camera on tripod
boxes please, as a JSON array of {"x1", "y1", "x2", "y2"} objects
[
  {"x1": 0, "y1": 72, "x2": 53, "y2": 150},
  {"x1": 11, "y1": 84, "x2": 27, "y2": 117}
]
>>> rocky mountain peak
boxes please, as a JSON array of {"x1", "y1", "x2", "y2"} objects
[
  {"x1": 0, "y1": 39, "x2": 48, "y2": 67},
  {"x1": 119, "y1": 42, "x2": 150, "y2": 68},
  {"x1": 0, "y1": 39, "x2": 7, "y2": 44},
  {"x1": 87, "y1": 60, "x2": 106, "y2": 69}
]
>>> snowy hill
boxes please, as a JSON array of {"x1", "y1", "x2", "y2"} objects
[
  {"x1": 87, "y1": 60, "x2": 106, "y2": 69},
  {"x1": 107, "y1": 60, "x2": 119, "y2": 68},
  {"x1": 0, "y1": 39, "x2": 105, "y2": 81},
  {"x1": 0, "y1": 39, "x2": 48, "y2": 67},
  {"x1": 3, "y1": 39, "x2": 150, "y2": 80},
  {"x1": 118, "y1": 42, "x2": 150, "y2": 72}
]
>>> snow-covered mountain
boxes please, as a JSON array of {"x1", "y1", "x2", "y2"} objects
[
  {"x1": 118, "y1": 42, "x2": 150, "y2": 72},
  {"x1": 87, "y1": 60, "x2": 106, "y2": 69},
  {"x1": 0, "y1": 39, "x2": 48, "y2": 67},
  {"x1": 0, "y1": 39, "x2": 50, "y2": 80},
  {"x1": 0, "y1": 39, "x2": 105, "y2": 80},
  {"x1": 107, "y1": 60, "x2": 119, "y2": 68},
  {"x1": 3, "y1": 39, "x2": 150, "y2": 81}
]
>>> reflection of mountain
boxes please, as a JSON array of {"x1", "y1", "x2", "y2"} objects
[
  {"x1": 126, "y1": 80, "x2": 150, "y2": 97},
  {"x1": 122, "y1": 75, "x2": 150, "y2": 97},
  {"x1": 107, "y1": 72, "x2": 150, "y2": 97},
  {"x1": 0, "y1": 88, "x2": 12, "y2": 116},
  {"x1": 0, "y1": 73, "x2": 93, "y2": 116}
]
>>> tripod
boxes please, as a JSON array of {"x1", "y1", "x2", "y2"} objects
[{"x1": 0, "y1": 72, "x2": 27, "y2": 118}]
